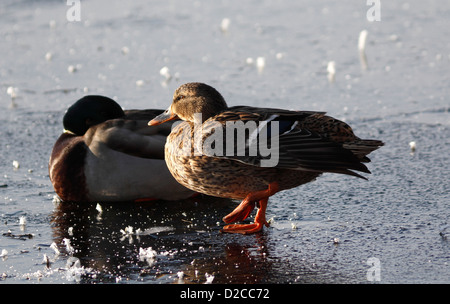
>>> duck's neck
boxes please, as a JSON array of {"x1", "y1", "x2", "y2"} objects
[{"x1": 198, "y1": 99, "x2": 228, "y2": 123}]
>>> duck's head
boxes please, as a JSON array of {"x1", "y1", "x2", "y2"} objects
[
  {"x1": 148, "y1": 82, "x2": 228, "y2": 126},
  {"x1": 63, "y1": 95, "x2": 125, "y2": 135}
]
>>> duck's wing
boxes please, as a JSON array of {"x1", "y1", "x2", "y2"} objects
[
  {"x1": 274, "y1": 121, "x2": 371, "y2": 178},
  {"x1": 123, "y1": 109, "x2": 174, "y2": 136},
  {"x1": 296, "y1": 113, "x2": 384, "y2": 163},
  {"x1": 204, "y1": 107, "x2": 372, "y2": 178},
  {"x1": 85, "y1": 116, "x2": 170, "y2": 160}
]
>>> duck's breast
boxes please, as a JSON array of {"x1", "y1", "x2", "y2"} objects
[{"x1": 49, "y1": 133, "x2": 89, "y2": 201}]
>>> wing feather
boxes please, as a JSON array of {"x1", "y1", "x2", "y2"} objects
[{"x1": 203, "y1": 107, "x2": 375, "y2": 178}]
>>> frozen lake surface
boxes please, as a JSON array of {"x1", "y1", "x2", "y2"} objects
[{"x1": 1, "y1": 0, "x2": 449, "y2": 284}]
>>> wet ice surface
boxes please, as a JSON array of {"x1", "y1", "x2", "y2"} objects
[{"x1": 1, "y1": 0, "x2": 449, "y2": 283}]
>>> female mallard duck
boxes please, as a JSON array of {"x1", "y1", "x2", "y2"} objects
[
  {"x1": 148, "y1": 82, "x2": 383, "y2": 234},
  {"x1": 49, "y1": 95, "x2": 195, "y2": 202}
]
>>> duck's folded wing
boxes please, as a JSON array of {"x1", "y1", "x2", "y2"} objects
[
  {"x1": 123, "y1": 110, "x2": 174, "y2": 136},
  {"x1": 225, "y1": 128, "x2": 370, "y2": 178},
  {"x1": 275, "y1": 128, "x2": 371, "y2": 178},
  {"x1": 88, "y1": 119, "x2": 167, "y2": 159},
  {"x1": 206, "y1": 110, "x2": 371, "y2": 178}
]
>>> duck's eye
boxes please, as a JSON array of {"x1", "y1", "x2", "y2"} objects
[{"x1": 175, "y1": 94, "x2": 185, "y2": 102}]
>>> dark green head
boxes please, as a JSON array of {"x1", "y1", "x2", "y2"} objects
[{"x1": 63, "y1": 95, "x2": 125, "y2": 135}]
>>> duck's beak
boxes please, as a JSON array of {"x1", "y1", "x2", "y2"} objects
[{"x1": 148, "y1": 107, "x2": 178, "y2": 126}]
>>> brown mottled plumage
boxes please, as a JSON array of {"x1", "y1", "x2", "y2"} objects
[{"x1": 148, "y1": 83, "x2": 384, "y2": 234}]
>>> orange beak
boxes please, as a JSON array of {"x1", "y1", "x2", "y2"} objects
[{"x1": 148, "y1": 108, "x2": 178, "y2": 126}]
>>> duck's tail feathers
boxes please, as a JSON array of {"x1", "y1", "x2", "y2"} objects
[{"x1": 343, "y1": 139, "x2": 384, "y2": 163}]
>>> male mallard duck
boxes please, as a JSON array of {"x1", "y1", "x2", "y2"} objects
[
  {"x1": 148, "y1": 83, "x2": 383, "y2": 234},
  {"x1": 49, "y1": 95, "x2": 195, "y2": 202}
]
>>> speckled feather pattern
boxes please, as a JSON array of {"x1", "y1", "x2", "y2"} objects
[{"x1": 164, "y1": 111, "x2": 371, "y2": 199}]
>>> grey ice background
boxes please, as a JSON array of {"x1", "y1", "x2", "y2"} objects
[{"x1": 0, "y1": 0, "x2": 449, "y2": 283}]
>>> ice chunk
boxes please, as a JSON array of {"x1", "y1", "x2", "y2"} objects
[
  {"x1": 220, "y1": 18, "x2": 230, "y2": 32},
  {"x1": 327, "y1": 61, "x2": 336, "y2": 83},
  {"x1": 205, "y1": 273, "x2": 214, "y2": 284}
]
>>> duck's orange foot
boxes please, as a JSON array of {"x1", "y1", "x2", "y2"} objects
[
  {"x1": 222, "y1": 200, "x2": 256, "y2": 224},
  {"x1": 221, "y1": 221, "x2": 269, "y2": 234},
  {"x1": 221, "y1": 193, "x2": 274, "y2": 234},
  {"x1": 222, "y1": 182, "x2": 279, "y2": 224}
]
